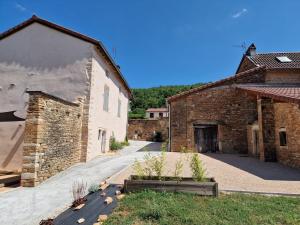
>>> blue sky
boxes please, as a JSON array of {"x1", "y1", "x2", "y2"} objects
[{"x1": 1, "y1": 0, "x2": 300, "y2": 88}]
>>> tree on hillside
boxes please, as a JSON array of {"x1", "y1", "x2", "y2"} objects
[{"x1": 129, "y1": 83, "x2": 204, "y2": 119}]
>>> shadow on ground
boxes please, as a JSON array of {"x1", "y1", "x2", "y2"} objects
[
  {"x1": 138, "y1": 142, "x2": 162, "y2": 152},
  {"x1": 204, "y1": 153, "x2": 300, "y2": 181}
]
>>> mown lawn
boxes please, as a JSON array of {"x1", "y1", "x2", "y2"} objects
[{"x1": 104, "y1": 191, "x2": 300, "y2": 225}]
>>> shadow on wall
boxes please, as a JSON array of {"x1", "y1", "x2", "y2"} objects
[
  {"x1": 0, "y1": 125, "x2": 24, "y2": 172},
  {"x1": 204, "y1": 153, "x2": 300, "y2": 181}
]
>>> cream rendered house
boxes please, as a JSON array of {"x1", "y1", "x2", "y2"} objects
[{"x1": 0, "y1": 15, "x2": 131, "y2": 172}]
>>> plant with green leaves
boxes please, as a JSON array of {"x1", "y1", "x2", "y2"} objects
[
  {"x1": 110, "y1": 136, "x2": 123, "y2": 150},
  {"x1": 88, "y1": 183, "x2": 99, "y2": 193},
  {"x1": 132, "y1": 159, "x2": 145, "y2": 179},
  {"x1": 190, "y1": 154, "x2": 206, "y2": 182},
  {"x1": 143, "y1": 152, "x2": 154, "y2": 176},
  {"x1": 150, "y1": 147, "x2": 166, "y2": 180},
  {"x1": 173, "y1": 157, "x2": 184, "y2": 181}
]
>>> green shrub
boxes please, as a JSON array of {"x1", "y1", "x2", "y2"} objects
[
  {"x1": 133, "y1": 159, "x2": 145, "y2": 179},
  {"x1": 174, "y1": 158, "x2": 184, "y2": 181},
  {"x1": 121, "y1": 137, "x2": 130, "y2": 147},
  {"x1": 190, "y1": 154, "x2": 206, "y2": 182},
  {"x1": 88, "y1": 183, "x2": 99, "y2": 193},
  {"x1": 150, "y1": 149, "x2": 166, "y2": 179},
  {"x1": 110, "y1": 137, "x2": 123, "y2": 151},
  {"x1": 128, "y1": 113, "x2": 145, "y2": 119}
]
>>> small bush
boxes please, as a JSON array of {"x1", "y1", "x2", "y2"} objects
[
  {"x1": 150, "y1": 147, "x2": 166, "y2": 179},
  {"x1": 88, "y1": 183, "x2": 99, "y2": 193},
  {"x1": 174, "y1": 158, "x2": 184, "y2": 181},
  {"x1": 190, "y1": 154, "x2": 206, "y2": 182},
  {"x1": 121, "y1": 137, "x2": 130, "y2": 147},
  {"x1": 110, "y1": 136, "x2": 123, "y2": 151},
  {"x1": 71, "y1": 180, "x2": 87, "y2": 207},
  {"x1": 133, "y1": 159, "x2": 145, "y2": 179}
]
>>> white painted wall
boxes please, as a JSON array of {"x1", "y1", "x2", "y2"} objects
[
  {"x1": 0, "y1": 22, "x2": 130, "y2": 162},
  {"x1": 0, "y1": 23, "x2": 92, "y2": 118},
  {"x1": 86, "y1": 48, "x2": 129, "y2": 160},
  {"x1": 146, "y1": 111, "x2": 168, "y2": 119}
]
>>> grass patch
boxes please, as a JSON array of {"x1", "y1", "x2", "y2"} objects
[{"x1": 104, "y1": 191, "x2": 300, "y2": 225}]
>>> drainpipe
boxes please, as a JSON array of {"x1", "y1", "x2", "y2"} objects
[{"x1": 168, "y1": 102, "x2": 171, "y2": 152}]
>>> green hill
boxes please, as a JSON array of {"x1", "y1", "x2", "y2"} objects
[{"x1": 129, "y1": 83, "x2": 204, "y2": 119}]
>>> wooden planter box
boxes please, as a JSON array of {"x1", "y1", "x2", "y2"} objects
[{"x1": 124, "y1": 176, "x2": 218, "y2": 197}]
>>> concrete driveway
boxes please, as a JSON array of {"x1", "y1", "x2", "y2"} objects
[
  {"x1": 0, "y1": 141, "x2": 159, "y2": 225},
  {"x1": 201, "y1": 153, "x2": 300, "y2": 195}
]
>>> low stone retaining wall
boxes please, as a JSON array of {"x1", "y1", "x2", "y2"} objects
[
  {"x1": 21, "y1": 91, "x2": 83, "y2": 187},
  {"x1": 127, "y1": 118, "x2": 169, "y2": 141}
]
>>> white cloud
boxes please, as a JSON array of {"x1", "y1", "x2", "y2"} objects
[
  {"x1": 232, "y1": 8, "x2": 247, "y2": 19},
  {"x1": 15, "y1": 3, "x2": 27, "y2": 12}
]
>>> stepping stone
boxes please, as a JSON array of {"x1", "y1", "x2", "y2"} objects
[
  {"x1": 100, "y1": 192, "x2": 106, "y2": 197},
  {"x1": 99, "y1": 183, "x2": 109, "y2": 191},
  {"x1": 98, "y1": 214, "x2": 108, "y2": 222},
  {"x1": 116, "y1": 194, "x2": 125, "y2": 200},
  {"x1": 77, "y1": 218, "x2": 85, "y2": 224},
  {"x1": 99, "y1": 181, "x2": 106, "y2": 186},
  {"x1": 74, "y1": 203, "x2": 85, "y2": 210},
  {"x1": 115, "y1": 190, "x2": 121, "y2": 195},
  {"x1": 104, "y1": 197, "x2": 113, "y2": 204}
]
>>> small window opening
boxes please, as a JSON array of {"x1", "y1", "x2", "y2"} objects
[
  {"x1": 279, "y1": 129, "x2": 287, "y2": 147},
  {"x1": 150, "y1": 113, "x2": 154, "y2": 118}
]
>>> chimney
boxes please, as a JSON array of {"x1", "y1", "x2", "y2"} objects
[{"x1": 245, "y1": 43, "x2": 256, "y2": 56}]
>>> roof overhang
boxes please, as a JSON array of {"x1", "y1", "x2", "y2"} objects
[
  {"x1": 167, "y1": 66, "x2": 266, "y2": 103},
  {"x1": 237, "y1": 85, "x2": 300, "y2": 104}
]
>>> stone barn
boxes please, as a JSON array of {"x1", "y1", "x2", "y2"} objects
[{"x1": 168, "y1": 44, "x2": 300, "y2": 169}]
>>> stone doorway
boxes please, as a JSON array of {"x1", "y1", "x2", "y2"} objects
[{"x1": 194, "y1": 125, "x2": 219, "y2": 153}]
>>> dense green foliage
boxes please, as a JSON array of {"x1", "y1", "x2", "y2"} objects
[
  {"x1": 105, "y1": 191, "x2": 300, "y2": 225},
  {"x1": 109, "y1": 137, "x2": 129, "y2": 151},
  {"x1": 129, "y1": 83, "x2": 204, "y2": 119}
]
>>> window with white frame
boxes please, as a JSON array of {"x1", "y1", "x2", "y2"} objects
[
  {"x1": 117, "y1": 99, "x2": 121, "y2": 117},
  {"x1": 103, "y1": 85, "x2": 109, "y2": 111}
]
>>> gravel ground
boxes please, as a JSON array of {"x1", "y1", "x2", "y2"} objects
[{"x1": 110, "y1": 152, "x2": 300, "y2": 195}]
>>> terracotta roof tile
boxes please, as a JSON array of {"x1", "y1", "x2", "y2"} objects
[
  {"x1": 248, "y1": 52, "x2": 300, "y2": 70},
  {"x1": 167, "y1": 66, "x2": 266, "y2": 102},
  {"x1": 146, "y1": 108, "x2": 168, "y2": 112},
  {"x1": 237, "y1": 84, "x2": 300, "y2": 103}
]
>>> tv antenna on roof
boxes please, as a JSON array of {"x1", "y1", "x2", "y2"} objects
[
  {"x1": 232, "y1": 41, "x2": 247, "y2": 51},
  {"x1": 112, "y1": 47, "x2": 117, "y2": 60}
]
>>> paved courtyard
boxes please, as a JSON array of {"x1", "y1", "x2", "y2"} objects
[
  {"x1": 0, "y1": 141, "x2": 159, "y2": 225},
  {"x1": 201, "y1": 153, "x2": 300, "y2": 195},
  {"x1": 111, "y1": 151, "x2": 300, "y2": 195}
]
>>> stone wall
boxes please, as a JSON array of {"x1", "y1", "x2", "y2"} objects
[
  {"x1": 21, "y1": 91, "x2": 83, "y2": 187},
  {"x1": 128, "y1": 118, "x2": 169, "y2": 141},
  {"x1": 257, "y1": 98, "x2": 277, "y2": 162},
  {"x1": 170, "y1": 86, "x2": 257, "y2": 153},
  {"x1": 274, "y1": 102, "x2": 300, "y2": 168},
  {"x1": 265, "y1": 71, "x2": 300, "y2": 84}
]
